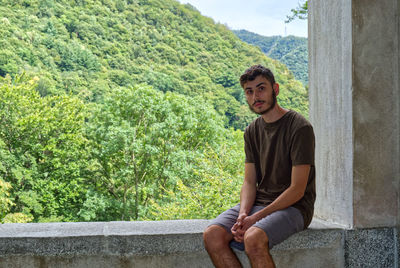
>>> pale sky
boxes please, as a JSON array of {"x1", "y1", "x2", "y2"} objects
[{"x1": 176, "y1": 0, "x2": 308, "y2": 37}]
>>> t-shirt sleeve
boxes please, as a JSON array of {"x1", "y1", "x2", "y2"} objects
[
  {"x1": 244, "y1": 128, "x2": 255, "y2": 163},
  {"x1": 290, "y1": 125, "x2": 315, "y2": 165}
]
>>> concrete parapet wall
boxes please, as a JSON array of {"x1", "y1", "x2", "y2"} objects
[{"x1": 0, "y1": 220, "x2": 398, "y2": 267}]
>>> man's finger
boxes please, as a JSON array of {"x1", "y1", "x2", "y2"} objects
[{"x1": 234, "y1": 236, "x2": 243, "y2": 243}]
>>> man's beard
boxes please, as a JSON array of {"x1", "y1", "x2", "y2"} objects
[{"x1": 248, "y1": 90, "x2": 277, "y2": 115}]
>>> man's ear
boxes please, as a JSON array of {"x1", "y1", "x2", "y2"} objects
[{"x1": 273, "y1": 83, "x2": 279, "y2": 96}]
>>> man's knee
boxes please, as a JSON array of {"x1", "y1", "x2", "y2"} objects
[
  {"x1": 244, "y1": 227, "x2": 269, "y2": 255},
  {"x1": 203, "y1": 225, "x2": 231, "y2": 251}
]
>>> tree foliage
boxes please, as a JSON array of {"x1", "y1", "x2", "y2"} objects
[
  {"x1": 146, "y1": 130, "x2": 244, "y2": 220},
  {"x1": 0, "y1": 0, "x2": 310, "y2": 223},
  {"x1": 83, "y1": 85, "x2": 228, "y2": 221},
  {"x1": 0, "y1": 74, "x2": 91, "y2": 222},
  {"x1": 285, "y1": 1, "x2": 308, "y2": 23},
  {"x1": 0, "y1": 0, "x2": 308, "y2": 128}
]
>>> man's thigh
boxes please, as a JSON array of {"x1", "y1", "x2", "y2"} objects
[
  {"x1": 208, "y1": 205, "x2": 304, "y2": 249},
  {"x1": 208, "y1": 204, "x2": 265, "y2": 234},
  {"x1": 253, "y1": 206, "x2": 304, "y2": 249}
]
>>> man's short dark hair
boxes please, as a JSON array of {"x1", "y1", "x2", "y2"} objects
[{"x1": 240, "y1": 65, "x2": 276, "y2": 88}]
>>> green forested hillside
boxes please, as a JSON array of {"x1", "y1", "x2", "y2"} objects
[
  {"x1": 0, "y1": 0, "x2": 308, "y2": 223},
  {"x1": 233, "y1": 30, "x2": 308, "y2": 85}
]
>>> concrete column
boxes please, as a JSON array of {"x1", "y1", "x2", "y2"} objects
[{"x1": 309, "y1": 0, "x2": 400, "y2": 228}]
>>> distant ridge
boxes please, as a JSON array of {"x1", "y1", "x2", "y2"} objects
[{"x1": 233, "y1": 30, "x2": 308, "y2": 86}]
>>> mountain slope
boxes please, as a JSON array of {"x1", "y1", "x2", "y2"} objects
[
  {"x1": 233, "y1": 30, "x2": 308, "y2": 86},
  {"x1": 0, "y1": 0, "x2": 308, "y2": 126}
]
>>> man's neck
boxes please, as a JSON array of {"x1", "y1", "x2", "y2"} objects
[{"x1": 261, "y1": 105, "x2": 289, "y2": 123}]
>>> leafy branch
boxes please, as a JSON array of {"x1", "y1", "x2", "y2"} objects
[{"x1": 285, "y1": 1, "x2": 308, "y2": 23}]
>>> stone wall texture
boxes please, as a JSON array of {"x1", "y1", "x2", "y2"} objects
[
  {"x1": 0, "y1": 221, "x2": 398, "y2": 268},
  {"x1": 309, "y1": 0, "x2": 400, "y2": 228}
]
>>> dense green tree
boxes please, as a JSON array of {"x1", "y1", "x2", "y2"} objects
[
  {"x1": 146, "y1": 135, "x2": 244, "y2": 220},
  {"x1": 0, "y1": 75, "x2": 91, "y2": 222},
  {"x1": 83, "y1": 85, "x2": 229, "y2": 220}
]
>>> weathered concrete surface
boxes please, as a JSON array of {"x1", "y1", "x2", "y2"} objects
[
  {"x1": 271, "y1": 228, "x2": 345, "y2": 268},
  {"x1": 0, "y1": 220, "x2": 210, "y2": 257},
  {"x1": 309, "y1": 0, "x2": 400, "y2": 228},
  {"x1": 0, "y1": 220, "x2": 398, "y2": 267},
  {"x1": 309, "y1": 0, "x2": 354, "y2": 228},
  {"x1": 234, "y1": 219, "x2": 346, "y2": 268},
  {"x1": 0, "y1": 220, "x2": 212, "y2": 268},
  {"x1": 351, "y1": 0, "x2": 400, "y2": 228}
]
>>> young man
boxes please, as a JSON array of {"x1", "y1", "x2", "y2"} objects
[{"x1": 203, "y1": 65, "x2": 315, "y2": 268}]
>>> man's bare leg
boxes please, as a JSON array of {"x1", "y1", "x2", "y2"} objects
[
  {"x1": 244, "y1": 227, "x2": 275, "y2": 268},
  {"x1": 203, "y1": 225, "x2": 242, "y2": 268}
]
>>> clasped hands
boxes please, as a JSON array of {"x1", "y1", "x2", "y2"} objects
[{"x1": 231, "y1": 213, "x2": 257, "y2": 242}]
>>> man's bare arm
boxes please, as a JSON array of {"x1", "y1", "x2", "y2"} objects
[
  {"x1": 239, "y1": 163, "x2": 257, "y2": 215},
  {"x1": 231, "y1": 163, "x2": 257, "y2": 241}
]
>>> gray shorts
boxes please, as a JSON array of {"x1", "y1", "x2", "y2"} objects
[{"x1": 208, "y1": 204, "x2": 304, "y2": 250}]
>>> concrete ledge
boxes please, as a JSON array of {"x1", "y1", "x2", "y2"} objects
[
  {"x1": 0, "y1": 220, "x2": 398, "y2": 267},
  {"x1": 0, "y1": 220, "x2": 209, "y2": 256}
]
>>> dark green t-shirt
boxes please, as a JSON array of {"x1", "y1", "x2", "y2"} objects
[{"x1": 244, "y1": 110, "x2": 316, "y2": 228}]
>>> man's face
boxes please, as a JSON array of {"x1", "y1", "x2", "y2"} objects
[{"x1": 243, "y1": 75, "x2": 277, "y2": 115}]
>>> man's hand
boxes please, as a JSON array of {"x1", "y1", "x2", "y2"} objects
[
  {"x1": 236, "y1": 212, "x2": 247, "y2": 227},
  {"x1": 231, "y1": 212, "x2": 246, "y2": 242},
  {"x1": 231, "y1": 214, "x2": 257, "y2": 242}
]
